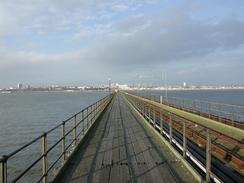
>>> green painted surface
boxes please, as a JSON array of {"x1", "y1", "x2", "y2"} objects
[{"x1": 126, "y1": 93, "x2": 244, "y2": 142}]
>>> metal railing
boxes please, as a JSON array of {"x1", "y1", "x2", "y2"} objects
[
  {"x1": 0, "y1": 93, "x2": 113, "y2": 183},
  {"x1": 134, "y1": 92, "x2": 244, "y2": 129},
  {"x1": 125, "y1": 92, "x2": 244, "y2": 183}
]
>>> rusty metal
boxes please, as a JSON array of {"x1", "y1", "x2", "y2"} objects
[
  {"x1": 41, "y1": 133, "x2": 48, "y2": 183},
  {"x1": 0, "y1": 94, "x2": 113, "y2": 182},
  {"x1": 206, "y1": 129, "x2": 211, "y2": 182},
  {"x1": 183, "y1": 121, "x2": 186, "y2": 158},
  {"x1": 0, "y1": 156, "x2": 7, "y2": 183}
]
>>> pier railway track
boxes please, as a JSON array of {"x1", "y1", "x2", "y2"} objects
[{"x1": 125, "y1": 92, "x2": 244, "y2": 183}]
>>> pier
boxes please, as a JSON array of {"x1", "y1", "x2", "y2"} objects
[{"x1": 1, "y1": 92, "x2": 243, "y2": 183}]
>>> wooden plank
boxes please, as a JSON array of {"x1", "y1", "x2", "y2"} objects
[{"x1": 54, "y1": 93, "x2": 199, "y2": 183}]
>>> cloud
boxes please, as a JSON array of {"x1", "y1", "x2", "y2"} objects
[{"x1": 0, "y1": 0, "x2": 244, "y2": 87}]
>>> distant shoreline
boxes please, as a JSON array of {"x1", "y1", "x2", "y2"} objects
[
  {"x1": 0, "y1": 89, "x2": 108, "y2": 94},
  {"x1": 1, "y1": 87, "x2": 244, "y2": 94},
  {"x1": 126, "y1": 88, "x2": 244, "y2": 91}
]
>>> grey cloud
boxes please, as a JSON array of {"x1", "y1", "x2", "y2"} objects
[
  {"x1": 0, "y1": 0, "x2": 157, "y2": 35},
  {"x1": 82, "y1": 15, "x2": 244, "y2": 69},
  {"x1": 0, "y1": 1, "x2": 244, "y2": 87}
]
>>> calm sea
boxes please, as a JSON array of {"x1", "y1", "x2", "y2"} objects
[
  {"x1": 0, "y1": 91, "x2": 107, "y2": 182},
  {"x1": 136, "y1": 89, "x2": 244, "y2": 121},
  {"x1": 0, "y1": 89, "x2": 243, "y2": 181},
  {"x1": 136, "y1": 89, "x2": 244, "y2": 106}
]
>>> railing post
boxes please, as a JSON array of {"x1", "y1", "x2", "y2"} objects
[
  {"x1": 208, "y1": 103, "x2": 211, "y2": 118},
  {"x1": 73, "y1": 114, "x2": 77, "y2": 146},
  {"x1": 0, "y1": 155, "x2": 7, "y2": 183},
  {"x1": 86, "y1": 108, "x2": 89, "y2": 129},
  {"x1": 149, "y1": 106, "x2": 151, "y2": 122},
  {"x1": 91, "y1": 105, "x2": 93, "y2": 125},
  {"x1": 91, "y1": 105, "x2": 93, "y2": 124},
  {"x1": 160, "y1": 111, "x2": 163, "y2": 135},
  {"x1": 160, "y1": 96, "x2": 163, "y2": 104},
  {"x1": 41, "y1": 133, "x2": 48, "y2": 183},
  {"x1": 206, "y1": 129, "x2": 211, "y2": 182},
  {"x1": 169, "y1": 113, "x2": 172, "y2": 144},
  {"x1": 153, "y1": 108, "x2": 156, "y2": 129},
  {"x1": 95, "y1": 102, "x2": 97, "y2": 120},
  {"x1": 62, "y1": 122, "x2": 66, "y2": 163},
  {"x1": 183, "y1": 121, "x2": 186, "y2": 158},
  {"x1": 142, "y1": 103, "x2": 145, "y2": 118},
  {"x1": 231, "y1": 106, "x2": 235, "y2": 126},
  {"x1": 82, "y1": 110, "x2": 85, "y2": 135},
  {"x1": 139, "y1": 103, "x2": 142, "y2": 114},
  {"x1": 93, "y1": 104, "x2": 95, "y2": 123}
]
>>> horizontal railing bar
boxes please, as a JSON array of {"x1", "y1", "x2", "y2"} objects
[
  {"x1": 7, "y1": 134, "x2": 43, "y2": 159},
  {"x1": 10, "y1": 96, "x2": 109, "y2": 157},
  {"x1": 137, "y1": 93, "x2": 244, "y2": 121},
  {"x1": 47, "y1": 153, "x2": 63, "y2": 175},
  {"x1": 62, "y1": 96, "x2": 107, "y2": 122},
  {"x1": 151, "y1": 94, "x2": 244, "y2": 108},
  {"x1": 127, "y1": 94, "x2": 244, "y2": 147},
  {"x1": 2, "y1": 93, "x2": 113, "y2": 183},
  {"x1": 63, "y1": 115, "x2": 76, "y2": 123},
  {"x1": 46, "y1": 153, "x2": 63, "y2": 177},
  {"x1": 37, "y1": 152, "x2": 64, "y2": 183},
  {"x1": 64, "y1": 139, "x2": 76, "y2": 152},
  {"x1": 139, "y1": 97, "x2": 244, "y2": 122},
  {"x1": 12, "y1": 155, "x2": 44, "y2": 182},
  {"x1": 46, "y1": 138, "x2": 63, "y2": 155},
  {"x1": 46, "y1": 123, "x2": 62, "y2": 135},
  {"x1": 64, "y1": 127, "x2": 75, "y2": 138},
  {"x1": 76, "y1": 130, "x2": 83, "y2": 139}
]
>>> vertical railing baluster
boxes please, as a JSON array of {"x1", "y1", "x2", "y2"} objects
[
  {"x1": 160, "y1": 96, "x2": 163, "y2": 104},
  {"x1": 143, "y1": 104, "x2": 145, "y2": 117},
  {"x1": 41, "y1": 133, "x2": 48, "y2": 183},
  {"x1": 149, "y1": 106, "x2": 151, "y2": 122},
  {"x1": 0, "y1": 155, "x2": 7, "y2": 183},
  {"x1": 73, "y1": 115, "x2": 77, "y2": 146},
  {"x1": 86, "y1": 107, "x2": 89, "y2": 130},
  {"x1": 95, "y1": 102, "x2": 97, "y2": 120},
  {"x1": 91, "y1": 105, "x2": 93, "y2": 125},
  {"x1": 208, "y1": 103, "x2": 211, "y2": 118},
  {"x1": 231, "y1": 106, "x2": 235, "y2": 126},
  {"x1": 160, "y1": 111, "x2": 163, "y2": 135},
  {"x1": 169, "y1": 113, "x2": 172, "y2": 144},
  {"x1": 93, "y1": 104, "x2": 95, "y2": 122},
  {"x1": 153, "y1": 108, "x2": 156, "y2": 129},
  {"x1": 183, "y1": 121, "x2": 186, "y2": 158},
  {"x1": 82, "y1": 110, "x2": 85, "y2": 135},
  {"x1": 206, "y1": 129, "x2": 211, "y2": 182},
  {"x1": 93, "y1": 104, "x2": 95, "y2": 123},
  {"x1": 62, "y1": 122, "x2": 66, "y2": 163}
]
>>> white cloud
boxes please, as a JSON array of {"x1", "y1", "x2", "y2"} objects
[{"x1": 0, "y1": 0, "x2": 244, "y2": 86}]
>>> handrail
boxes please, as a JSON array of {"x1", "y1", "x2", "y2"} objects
[
  {"x1": 0, "y1": 93, "x2": 114, "y2": 183},
  {"x1": 132, "y1": 91, "x2": 244, "y2": 128},
  {"x1": 124, "y1": 92, "x2": 244, "y2": 182},
  {"x1": 126, "y1": 92, "x2": 244, "y2": 143}
]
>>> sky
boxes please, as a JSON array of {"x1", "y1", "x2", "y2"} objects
[{"x1": 0, "y1": 0, "x2": 244, "y2": 87}]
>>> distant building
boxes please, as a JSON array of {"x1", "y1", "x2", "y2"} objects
[
  {"x1": 17, "y1": 83, "x2": 23, "y2": 89},
  {"x1": 118, "y1": 84, "x2": 130, "y2": 90},
  {"x1": 183, "y1": 82, "x2": 187, "y2": 88}
]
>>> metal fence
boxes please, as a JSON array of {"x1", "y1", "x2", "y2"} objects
[
  {"x1": 0, "y1": 93, "x2": 113, "y2": 183},
  {"x1": 134, "y1": 92, "x2": 244, "y2": 128},
  {"x1": 125, "y1": 92, "x2": 244, "y2": 183}
]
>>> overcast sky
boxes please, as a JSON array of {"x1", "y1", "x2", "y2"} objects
[{"x1": 0, "y1": 0, "x2": 244, "y2": 87}]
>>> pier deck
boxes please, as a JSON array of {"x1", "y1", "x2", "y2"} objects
[{"x1": 53, "y1": 93, "x2": 197, "y2": 183}]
